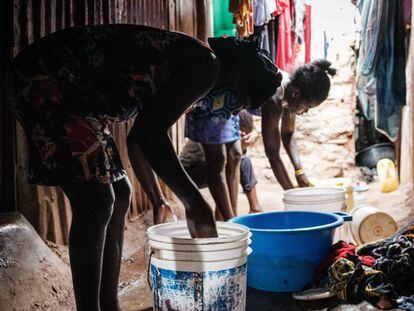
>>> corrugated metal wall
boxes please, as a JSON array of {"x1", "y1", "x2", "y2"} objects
[{"x1": 1, "y1": 0, "x2": 201, "y2": 244}]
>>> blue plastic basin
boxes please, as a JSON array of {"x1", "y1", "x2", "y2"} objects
[{"x1": 228, "y1": 211, "x2": 351, "y2": 292}]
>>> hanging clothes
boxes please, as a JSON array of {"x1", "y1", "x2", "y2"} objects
[
  {"x1": 356, "y1": 0, "x2": 407, "y2": 141},
  {"x1": 403, "y1": 0, "x2": 412, "y2": 28},
  {"x1": 229, "y1": 0, "x2": 254, "y2": 37},
  {"x1": 294, "y1": 0, "x2": 306, "y2": 45},
  {"x1": 304, "y1": 3, "x2": 311, "y2": 63},
  {"x1": 375, "y1": 0, "x2": 406, "y2": 141},
  {"x1": 268, "y1": 17, "x2": 279, "y2": 62},
  {"x1": 213, "y1": 0, "x2": 237, "y2": 37},
  {"x1": 253, "y1": 0, "x2": 276, "y2": 26},
  {"x1": 275, "y1": 0, "x2": 296, "y2": 72},
  {"x1": 253, "y1": 24, "x2": 271, "y2": 53},
  {"x1": 355, "y1": 0, "x2": 386, "y2": 122}
]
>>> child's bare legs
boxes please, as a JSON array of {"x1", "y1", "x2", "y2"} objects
[
  {"x1": 240, "y1": 155, "x2": 262, "y2": 213},
  {"x1": 225, "y1": 141, "x2": 242, "y2": 216},
  {"x1": 246, "y1": 186, "x2": 263, "y2": 213},
  {"x1": 202, "y1": 143, "x2": 234, "y2": 220}
]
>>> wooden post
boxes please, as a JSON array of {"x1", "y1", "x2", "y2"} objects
[
  {"x1": 195, "y1": 0, "x2": 207, "y2": 41},
  {"x1": 0, "y1": 0, "x2": 17, "y2": 213}
]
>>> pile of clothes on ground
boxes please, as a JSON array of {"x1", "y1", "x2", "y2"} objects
[{"x1": 315, "y1": 222, "x2": 414, "y2": 310}]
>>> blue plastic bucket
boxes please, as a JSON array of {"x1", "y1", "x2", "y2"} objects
[{"x1": 228, "y1": 211, "x2": 351, "y2": 292}]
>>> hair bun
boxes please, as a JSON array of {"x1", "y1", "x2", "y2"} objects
[{"x1": 311, "y1": 59, "x2": 337, "y2": 77}]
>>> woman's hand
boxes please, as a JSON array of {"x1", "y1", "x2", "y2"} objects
[
  {"x1": 154, "y1": 201, "x2": 178, "y2": 224},
  {"x1": 296, "y1": 173, "x2": 311, "y2": 187},
  {"x1": 185, "y1": 199, "x2": 218, "y2": 238}
]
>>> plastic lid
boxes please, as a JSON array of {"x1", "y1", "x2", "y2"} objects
[
  {"x1": 284, "y1": 187, "x2": 345, "y2": 202},
  {"x1": 147, "y1": 221, "x2": 250, "y2": 245}
]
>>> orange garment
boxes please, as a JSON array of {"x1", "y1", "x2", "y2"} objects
[
  {"x1": 275, "y1": 0, "x2": 296, "y2": 72},
  {"x1": 229, "y1": 0, "x2": 254, "y2": 37}
]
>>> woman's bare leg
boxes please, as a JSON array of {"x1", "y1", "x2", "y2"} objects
[
  {"x1": 225, "y1": 141, "x2": 242, "y2": 216},
  {"x1": 62, "y1": 183, "x2": 115, "y2": 311},
  {"x1": 202, "y1": 143, "x2": 234, "y2": 220},
  {"x1": 99, "y1": 177, "x2": 132, "y2": 311}
]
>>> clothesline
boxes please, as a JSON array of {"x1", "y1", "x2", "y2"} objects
[{"x1": 226, "y1": 0, "x2": 312, "y2": 72}]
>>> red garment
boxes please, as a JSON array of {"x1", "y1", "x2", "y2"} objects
[
  {"x1": 275, "y1": 0, "x2": 296, "y2": 72},
  {"x1": 314, "y1": 241, "x2": 376, "y2": 284},
  {"x1": 304, "y1": 4, "x2": 311, "y2": 63}
]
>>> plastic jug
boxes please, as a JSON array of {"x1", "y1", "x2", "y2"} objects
[{"x1": 377, "y1": 159, "x2": 399, "y2": 193}]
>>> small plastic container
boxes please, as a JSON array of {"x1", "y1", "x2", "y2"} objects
[{"x1": 377, "y1": 159, "x2": 399, "y2": 193}]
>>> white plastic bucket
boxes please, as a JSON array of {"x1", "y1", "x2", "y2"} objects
[
  {"x1": 283, "y1": 199, "x2": 345, "y2": 212},
  {"x1": 283, "y1": 187, "x2": 346, "y2": 212},
  {"x1": 310, "y1": 178, "x2": 355, "y2": 211},
  {"x1": 284, "y1": 187, "x2": 345, "y2": 203},
  {"x1": 283, "y1": 188, "x2": 347, "y2": 242},
  {"x1": 350, "y1": 204, "x2": 397, "y2": 245},
  {"x1": 147, "y1": 221, "x2": 251, "y2": 311}
]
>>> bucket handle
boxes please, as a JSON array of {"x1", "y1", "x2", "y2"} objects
[
  {"x1": 334, "y1": 211, "x2": 352, "y2": 222},
  {"x1": 147, "y1": 250, "x2": 154, "y2": 291}
]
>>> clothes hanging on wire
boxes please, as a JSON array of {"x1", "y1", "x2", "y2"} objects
[
  {"x1": 230, "y1": 0, "x2": 254, "y2": 37},
  {"x1": 254, "y1": 24, "x2": 271, "y2": 53},
  {"x1": 253, "y1": 0, "x2": 276, "y2": 26},
  {"x1": 375, "y1": 0, "x2": 406, "y2": 141},
  {"x1": 250, "y1": 0, "x2": 311, "y2": 67},
  {"x1": 275, "y1": 0, "x2": 296, "y2": 72},
  {"x1": 356, "y1": 0, "x2": 407, "y2": 142},
  {"x1": 304, "y1": 3, "x2": 311, "y2": 63},
  {"x1": 355, "y1": 0, "x2": 384, "y2": 122},
  {"x1": 268, "y1": 17, "x2": 279, "y2": 62},
  {"x1": 294, "y1": 0, "x2": 306, "y2": 44},
  {"x1": 213, "y1": 0, "x2": 237, "y2": 37}
]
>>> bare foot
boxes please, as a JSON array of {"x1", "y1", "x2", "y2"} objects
[{"x1": 249, "y1": 207, "x2": 263, "y2": 214}]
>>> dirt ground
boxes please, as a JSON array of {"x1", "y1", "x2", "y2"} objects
[
  {"x1": 7, "y1": 39, "x2": 413, "y2": 311},
  {"x1": 4, "y1": 53, "x2": 413, "y2": 311}
]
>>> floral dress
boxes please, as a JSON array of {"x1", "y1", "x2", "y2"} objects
[{"x1": 9, "y1": 24, "x2": 198, "y2": 185}]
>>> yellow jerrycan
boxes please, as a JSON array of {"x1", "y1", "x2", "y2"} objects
[{"x1": 377, "y1": 159, "x2": 399, "y2": 193}]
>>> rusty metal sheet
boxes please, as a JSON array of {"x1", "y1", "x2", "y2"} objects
[{"x1": 2, "y1": 0, "x2": 197, "y2": 244}]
